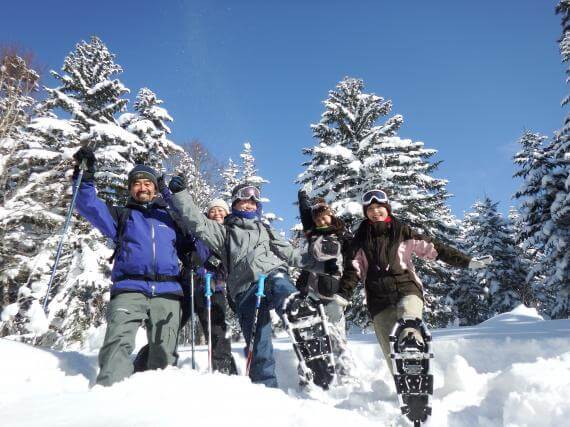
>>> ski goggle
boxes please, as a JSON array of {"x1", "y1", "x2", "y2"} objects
[
  {"x1": 361, "y1": 189, "x2": 389, "y2": 206},
  {"x1": 233, "y1": 185, "x2": 261, "y2": 202}
]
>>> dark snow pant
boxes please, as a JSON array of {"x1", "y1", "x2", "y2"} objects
[
  {"x1": 194, "y1": 287, "x2": 238, "y2": 375},
  {"x1": 235, "y1": 271, "x2": 296, "y2": 388},
  {"x1": 96, "y1": 292, "x2": 181, "y2": 387}
]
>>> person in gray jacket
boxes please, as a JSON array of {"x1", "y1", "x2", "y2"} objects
[{"x1": 167, "y1": 178, "x2": 329, "y2": 387}]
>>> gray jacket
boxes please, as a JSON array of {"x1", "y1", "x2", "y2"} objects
[{"x1": 170, "y1": 190, "x2": 317, "y2": 300}]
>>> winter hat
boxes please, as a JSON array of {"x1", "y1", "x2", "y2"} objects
[
  {"x1": 128, "y1": 165, "x2": 159, "y2": 190},
  {"x1": 206, "y1": 198, "x2": 230, "y2": 215},
  {"x1": 311, "y1": 197, "x2": 334, "y2": 220}
]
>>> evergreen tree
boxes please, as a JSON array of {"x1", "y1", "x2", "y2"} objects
[
  {"x1": 220, "y1": 158, "x2": 240, "y2": 205},
  {"x1": 545, "y1": 1, "x2": 570, "y2": 318},
  {"x1": 238, "y1": 142, "x2": 281, "y2": 225},
  {"x1": 0, "y1": 36, "x2": 177, "y2": 348},
  {"x1": 512, "y1": 130, "x2": 554, "y2": 314},
  {"x1": 121, "y1": 87, "x2": 180, "y2": 171},
  {"x1": 452, "y1": 198, "x2": 527, "y2": 325},
  {"x1": 173, "y1": 150, "x2": 215, "y2": 211},
  {"x1": 298, "y1": 77, "x2": 460, "y2": 328}
]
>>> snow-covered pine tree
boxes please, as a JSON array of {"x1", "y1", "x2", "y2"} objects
[
  {"x1": 544, "y1": 1, "x2": 570, "y2": 319},
  {"x1": 1, "y1": 36, "x2": 177, "y2": 348},
  {"x1": 512, "y1": 130, "x2": 554, "y2": 314},
  {"x1": 172, "y1": 150, "x2": 215, "y2": 211},
  {"x1": 120, "y1": 87, "x2": 180, "y2": 171},
  {"x1": 220, "y1": 158, "x2": 240, "y2": 205},
  {"x1": 297, "y1": 77, "x2": 460, "y2": 328},
  {"x1": 452, "y1": 198, "x2": 527, "y2": 324},
  {"x1": 238, "y1": 142, "x2": 282, "y2": 225},
  {"x1": 508, "y1": 207, "x2": 539, "y2": 308}
]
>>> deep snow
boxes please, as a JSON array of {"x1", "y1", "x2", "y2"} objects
[{"x1": 1, "y1": 305, "x2": 569, "y2": 427}]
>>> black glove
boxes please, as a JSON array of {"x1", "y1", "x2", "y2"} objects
[
  {"x1": 168, "y1": 175, "x2": 187, "y2": 193},
  {"x1": 295, "y1": 270, "x2": 310, "y2": 298},
  {"x1": 317, "y1": 275, "x2": 340, "y2": 297},
  {"x1": 323, "y1": 259, "x2": 339, "y2": 275},
  {"x1": 72, "y1": 146, "x2": 96, "y2": 180},
  {"x1": 157, "y1": 174, "x2": 168, "y2": 193}
]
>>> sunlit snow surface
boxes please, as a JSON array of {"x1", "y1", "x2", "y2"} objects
[{"x1": 1, "y1": 305, "x2": 569, "y2": 427}]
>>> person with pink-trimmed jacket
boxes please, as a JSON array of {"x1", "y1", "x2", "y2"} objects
[{"x1": 338, "y1": 189, "x2": 491, "y2": 373}]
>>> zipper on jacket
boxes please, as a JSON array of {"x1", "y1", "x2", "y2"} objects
[{"x1": 150, "y1": 218, "x2": 157, "y2": 296}]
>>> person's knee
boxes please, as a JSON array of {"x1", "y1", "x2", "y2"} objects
[{"x1": 397, "y1": 295, "x2": 423, "y2": 319}]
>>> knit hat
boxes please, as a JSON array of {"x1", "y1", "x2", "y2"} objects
[
  {"x1": 311, "y1": 198, "x2": 334, "y2": 220},
  {"x1": 206, "y1": 198, "x2": 230, "y2": 215},
  {"x1": 128, "y1": 165, "x2": 159, "y2": 189}
]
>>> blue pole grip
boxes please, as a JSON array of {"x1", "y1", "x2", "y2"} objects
[
  {"x1": 256, "y1": 275, "x2": 267, "y2": 298},
  {"x1": 205, "y1": 273, "x2": 213, "y2": 297}
]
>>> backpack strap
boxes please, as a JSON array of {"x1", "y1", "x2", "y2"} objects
[{"x1": 108, "y1": 205, "x2": 131, "y2": 264}]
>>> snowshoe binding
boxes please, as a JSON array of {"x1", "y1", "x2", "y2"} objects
[
  {"x1": 282, "y1": 292, "x2": 336, "y2": 390},
  {"x1": 389, "y1": 317, "x2": 434, "y2": 427}
]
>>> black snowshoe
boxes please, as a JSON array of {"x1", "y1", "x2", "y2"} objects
[
  {"x1": 389, "y1": 317, "x2": 434, "y2": 427},
  {"x1": 282, "y1": 292, "x2": 336, "y2": 390}
]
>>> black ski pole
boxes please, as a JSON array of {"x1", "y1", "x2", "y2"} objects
[
  {"x1": 42, "y1": 160, "x2": 86, "y2": 312},
  {"x1": 245, "y1": 274, "x2": 266, "y2": 377},
  {"x1": 190, "y1": 269, "x2": 196, "y2": 370}
]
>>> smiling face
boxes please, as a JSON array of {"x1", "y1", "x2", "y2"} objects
[
  {"x1": 130, "y1": 179, "x2": 157, "y2": 203},
  {"x1": 366, "y1": 203, "x2": 389, "y2": 223},
  {"x1": 207, "y1": 206, "x2": 228, "y2": 224},
  {"x1": 313, "y1": 214, "x2": 332, "y2": 228},
  {"x1": 234, "y1": 198, "x2": 258, "y2": 212}
]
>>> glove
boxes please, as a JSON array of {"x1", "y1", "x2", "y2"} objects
[
  {"x1": 168, "y1": 175, "x2": 187, "y2": 193},
  {"x1": 323, "y1": 259, "x2": 339, "y2": 275},
  {"x1": 295, "y1": 270, "x2": 310, "y2": 298},
  {"x1": 72, "y1": 146, "x2": 96, "y2": 180},
  {"x1": 333, "y1": 294, "x2": 349, "y2": 308},
  {"x1": 157, "y1": 174, "x2": 168, "y2": 193},
  {"x1": 468, "y1": 255, "x2": 493, "y2": 270}
]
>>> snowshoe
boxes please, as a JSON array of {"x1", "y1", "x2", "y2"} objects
[
  {"x1": 282, "y1": 292, "x2": 336, "y2": 390},
  {"x1": 389, "y1": 317, "x2": 434, "y2": 427}
]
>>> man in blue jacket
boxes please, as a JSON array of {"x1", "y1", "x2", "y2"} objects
[{"x1": 73, "y1": 147, "x2": 191, "y2": 386}]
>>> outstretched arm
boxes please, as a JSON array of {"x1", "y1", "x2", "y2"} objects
[{"x1": 170, "y1": 190, "x2": 227, "y2": 255}]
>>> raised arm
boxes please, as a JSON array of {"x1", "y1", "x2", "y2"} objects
[
  {"x1": 74, "y1": 179, "x2": 118, "y2": 240},
  {"x1": 169, "y1": 183, "x2": 227, "y2": 256}
]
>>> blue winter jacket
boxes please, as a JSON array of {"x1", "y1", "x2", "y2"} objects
[{"x1": 75, "y1": 178, "x2": 192, "y2": 297}]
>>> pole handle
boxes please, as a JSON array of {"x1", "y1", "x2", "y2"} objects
[
  {"x1": 255, "y1": 274, "x2": 266, "y2": 298},
  {"x1": 205, "y1": 273, "x2": 213, "y2": 297}
]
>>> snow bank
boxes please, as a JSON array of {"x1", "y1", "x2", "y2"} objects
[{"x1": 1, "y1": 306, "x2": 569, "y2": 427}]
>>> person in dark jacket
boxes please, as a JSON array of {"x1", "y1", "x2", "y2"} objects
[
  {"x1": 296, "y1": 190, "x2": 353, "y2": 375},
  {"x1": 73, "y1": 147, "x2": 192, "y2": 386},
  {"x1": 339, "y1": 189, "x2": 492, "y2": 373},
  {"x1": 191, "y1": 198, "x2": 238, "y2": 375}
]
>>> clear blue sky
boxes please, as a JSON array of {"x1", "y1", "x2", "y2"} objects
[{"x1": 2, "y1": 0, "x2": 566, "y2": 232}]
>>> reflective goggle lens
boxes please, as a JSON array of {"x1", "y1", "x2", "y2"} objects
[
  {"x1": 362, "y1": 190, "x2": 388, "y2": 205},
  {"x1": 235, "y1": 186, "x2": 261, "y2": 201}
]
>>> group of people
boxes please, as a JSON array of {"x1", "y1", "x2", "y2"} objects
[{"x1": 72, "y1": 147, "x2": 490, "y2": 388}]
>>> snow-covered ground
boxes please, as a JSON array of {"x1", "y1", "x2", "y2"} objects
[{"x1": 1, "y1": 305, "x2": 569, "y2": 427}]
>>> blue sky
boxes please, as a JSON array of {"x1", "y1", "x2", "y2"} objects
[{"x1": 2, "y1": 0, "x2": 566, "y2": 232}]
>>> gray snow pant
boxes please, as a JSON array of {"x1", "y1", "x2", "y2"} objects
[
  {"x1": 96, "y1": 292, "x2": 181, "y2": 387},
  {"x1": 372, "y1": 294, "x2": 423, "y2": 375}
]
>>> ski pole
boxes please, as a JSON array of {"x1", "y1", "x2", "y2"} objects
[
  {"x1": 190, "y1": 269, "x2": 196, "y2": 370},
  {"x1": 205, "y1": 272, "x2": 213, "y2": 373},
  {"x1": 42, "y1": 160, "x2": 86, "y2": 312},
  {"x1": 245, "y1": 274, "x2": 266, "y2": 377}
]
